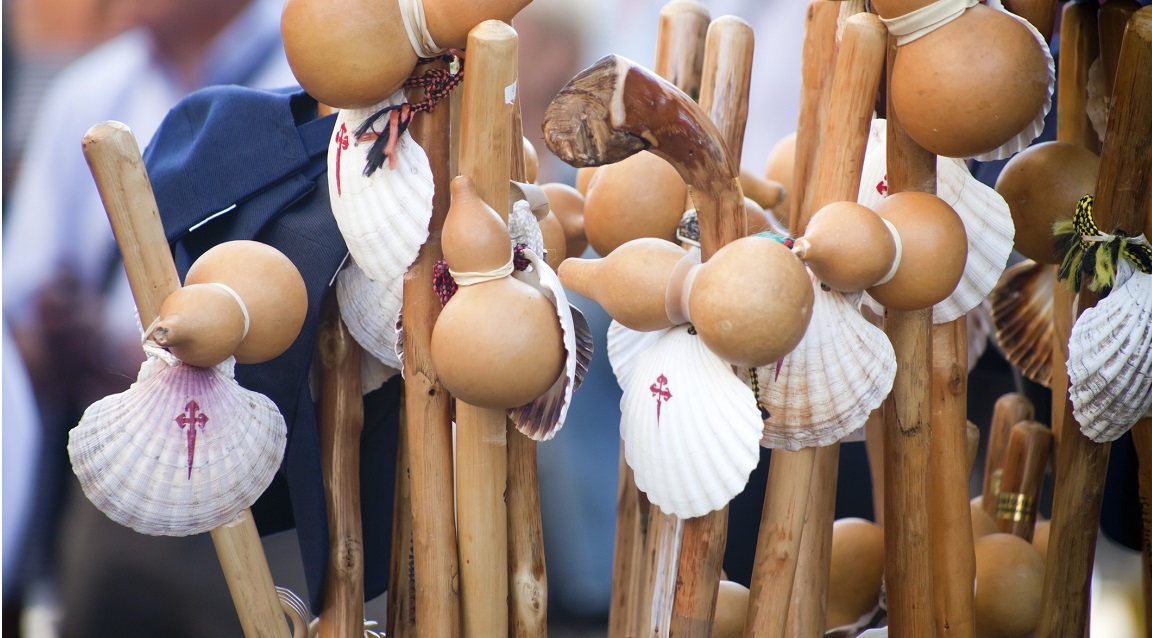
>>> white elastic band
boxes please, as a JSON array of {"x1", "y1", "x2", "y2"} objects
[
  {"x1": 1082, "y1": 232, "x2": 1151, "y2": 248},
  {"x1": 876, "y1": 218, "x2": 903, "y2": 286},
  {"x1": 450, "y1": 256, "x2": 515, "y2": 287},
  {"x1": 399, "y1": 0, "x2": 445, "y2": 58},
  {"x1": 209, "y1": 282, "x2": 251, "y2": 339},
  {"x1": 880, "y1": 0, "x2": 979, "y2": 46}
]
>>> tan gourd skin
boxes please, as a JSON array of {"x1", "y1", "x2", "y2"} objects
[
  {"x1": 558, "y1": 237, "x2": 688, "y2": 332},
  {"x1": 583, "y1": 150, "x2": 688, "y2": 256},
  {"x1": 183, "y1": 240, "x2": 308, "y2": 364},
  {"x1": 688, "y1": 235, "x2": 813, "y2": 369},
  {"x1": 794, "y1": 201, "x2": 897, "y2": 293},
  {"x1": 541, "y1": 182, "x2": 588, "y2": 258},
  {"x1": 973, "y1": 533, "x2": 1045, "y2": 638},
  {"x1": 150, "y1": 284, "x2": 247, "y2": 368},
  {"x1": 537, "y1": 211, "x2": 567, "y2": 270},
  {"x1": 884, "y1": 3, "x2": 1049, "y2": 159},
  {"x1": 743, "y1": 198, "x2": 773, "y2": 236},
  {"x1": 867, "y1": 191, "x2": 967, "y2": 311},
  {"x1": 280, "y1": 0, "x2": 531, "y2": 109},
  {"x1": 522, "y1": 137, "x2": 539, "y2": 184},
  {"x1": 995, "y1": 141, "x2": 1100, "y2": 264},
  {"x1": 712, "y1": 580, "x2": 750, "y2": 638},
  {"x1": 430, "y1": 177, "x2": 564, "y2": 409},
  {"x1": 970, "y1": 497, "x2": 999, "y2": 539},
  {"x1": 764, "y1": 131, "x2": 796, "y2": 227},
  {"x1": 827, "y1": 518, "x2": 885, "y2": 630},
  {"x1": 574, "y1": 166, "x2": 598, "y2": 196}
]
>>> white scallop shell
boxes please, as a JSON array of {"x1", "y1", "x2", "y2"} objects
[
  {"x1": 607, "y1": 320, "x2": 666, "y2": 388},
  {"x1": 328, "y1": 92, "x2": 434, "y2": 283},
  {"x1": 509, "y1": 249, "x2": 594, "y2": 441},
  {"x1": 858, "y1": 119, "x2": 1015, "y2": 324},
  {"x1": 989, "y1": 259, "x2": 1053, "y2": 387},
  {"x1": 68, "y1": 346, "x2": 286, "y2": 536},
  {"x1": 968, "y1": 8, "x2": 1054, "y2": 162},
  {"x1": 745, "y1": 271, "x2": 896, "y2": 450},
  {"x1": 1068, "y1": 262, "x2": 1152, "y2": 442},
  {"x1": 336, "y1": 258, "x2": 403, "y2": 377},
  {"x1": 968, "y1": 298, "x2": 993, "y2": 372},
  {"x1": 620, "y1": 324, "x2": 763, "y2": 518}
]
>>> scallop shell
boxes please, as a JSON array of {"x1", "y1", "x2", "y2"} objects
[
  {"x1": 745, "y1": 270, "x2": 896, "y2": 450},
  {"x1": 989, "y1": 259, "x2": 1053, "y2": 387},
  {"x1": 968, "y1": 298, "x2": 993, "y2": 372},
  {"x1": 328, "y1": 91, "x2": 435, "y2": 283},
  {"x1": 620, "y1": 324, "x2": 763, "y2": 518},
  {"x1": 68, "y1": 346, "x2": 286, "y2": 536},
  {"x1": 607, "y1": 320, "x2": 667, "y2": 387},
  {"x1": 858, "y1": 119, "x2": 1015, "y2": 323},
  {"x1": 508, "y1": 249, "x2": 594, "y2": 441},
  {"x1": 968, "y1": 9, "x2": 1054, "y2": 162},
  {"x1": 1068, "y1": 262, "x2": 1152, "y2": 442},
  {"x1": 336, "y1": 258, "x2": 404, "y2": 376}
]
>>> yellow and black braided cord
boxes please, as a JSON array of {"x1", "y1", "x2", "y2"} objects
[{"x1": 1054, "y1": 195, "x2": 1152, "y2": 294}]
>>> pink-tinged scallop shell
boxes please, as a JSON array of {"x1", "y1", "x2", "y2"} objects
[
  {"x1": 744, "y1": 270, "x2": 896, "y2": 450},
  {"x1": 859, "y1": 120, "x2": 1015, "y2": 324},
  {"x1": 620, "y1": 324, "x2": 763, "y2": 518},
  {"x1": 1068, "y1": 263, "x2": 1152, "y2": 442},
  {"x1": 336, "y1": 258, "x2": 403, "y2": 379},
  {"x1": 68, "y1": 346, "x2": 286, "y2": 536},
  {"x1": 509, "y1": 249, "x2": 594, "y2": 441},
  {"x1": 328, "y1": 91, "x2": 434, "y2": 283},
  {"x1": 989, "y1": 259, "x2": 1053, "y2": 387}
]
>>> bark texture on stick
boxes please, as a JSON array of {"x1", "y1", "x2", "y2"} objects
[
  {"x1": 993, "y1": 421, "x2": 1052, "y2": 541},
  {"x1": 790, "y1": 1, "x2": 841, "y2": 233},
  {"x1": 455, "y1": 20, "x2": 517, "y2": 638},
  {"x1": 82, "y1": 121, "x2": 289, "y2": 638},
  {"x1": 1038, "y1": 9, "x2": 1152, "y2": 637}
]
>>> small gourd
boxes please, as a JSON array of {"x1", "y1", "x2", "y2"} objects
[
  {"x1": 522, "y1": 137, "x2": 539, "y2": 184},
  {"x1": 867, "y1": 191, "x2": 967, "y2": 311},
  {"x1": 558, "y1": 238, "x2": 688, "y2": 332},
  {"x1": 281, "y1": 0, "x2": 532, "y2": 109},
  {"x1": 995, "y1": 141, "x2": 1100, "y2": 264},
  {"x1": 430, "y1": 176, "x2": 565, "y2": 409},
  {"x1": 970, "y1": 497, "x2": 998, "y2": 539},
  {"x1": 538, "y1": 211, "x2": 567, "y2": 270},
  {"x1": 541, "y1": 182, "x2": 588, "y2": 258},
  {"x1": 574, "y1": 166, "x2": 598, "y2": 196},
  {"x1": 878, "y1": 1, "x2": 1049, "y2": 158},
  {"x1": 973, "y1": 533, "x2": 1045, "y2": 638},
  {"x1": 793, "y1": 201, "x2": 897, "y2": 292},
  {"x1": 182, "y1": 240, "x2": 309, "y2": 364},
  {"x1": 582, "y1": 151, "x2": 687, "y2": 256},
  {"x1": 712, "y1": 580, "x2": 750, "y2": 638},
  {"x1": 764, "y1": 131, "x2": 796, "y2": 227},
  {"x1": 150, "y1": 284, "x2": 248, "y2": 368},
  {"x1": 827, "y1": 518, "x2": 885, "y2": 630}
]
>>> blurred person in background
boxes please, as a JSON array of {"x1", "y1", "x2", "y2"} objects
[{"x1": 2, "y1": 0, "x2": 298, "y2": 635}]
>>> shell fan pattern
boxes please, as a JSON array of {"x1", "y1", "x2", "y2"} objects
[{"x1": 68, "y1": 346, "x2": 286, "y2": 536}]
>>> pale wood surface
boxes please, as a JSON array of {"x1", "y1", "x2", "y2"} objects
[
  {"x1": 882, "y1": 37, "x2": 938, "y2": 636},
  {"x1": 929, "y1": 319, "x2": 975, "y2": 638},
  {"x1": 83, "y1": 121, "x2": 290, "y2": 638},
  {"x1": 1132, "y1": 423, "x2": 1152, "y2": 638},
  {"x1": 404, "y1": 59, "x2": 462, "y2": 638},
  {"x1": 654, "y1": 0, "x2": 710, "y2": 102},
  {"x1": 316, "y1": 292, "x2": 366, "y2": 638},
  {"x1": 454, "y1": 19, "x2": 518, "y2": 638},
  {"x1": 789, "y1": 1, "x2": 840, "y2": 233},
  {"x1": 993, "y1": 422, "x2": 1052, "y2": 541},
  {"x1": 387, "y1": 404, "x2": 417, "y2": 637},
  {"x1": 783, "y1": 444, "x2": 839, "y2": 638},
  {"x1": 1038, "y1": 9, "x2": 1152, "y2": 637},
  {"x1": 1005, "y1": 0, "x2": 1059, "y2": 41}
]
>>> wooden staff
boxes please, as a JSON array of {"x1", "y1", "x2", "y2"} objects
[
  {"x1": 1037, "y1": 9, "x2": 1152, "y2": 637},
  {"x1": 609, "y1": 5, "x2": 708, "y2": 637},
  {"x1": 667, "y1": 16, "x2": 754, "y2": 637},
  {"x1": 1004, "y1": 0, "x2": 1059, "y2": 41},
  {"x1": 455, "y1": 20, "x2": 517, "y2": 638},
  {"x1": 993, "y1": 421, "x2": 1052, "y2": 541},
  {"x1": 751, "y1": 12, "x2": 885, "y2": 638},
  {"x1": 1051, "y1": 0, "x2": 1100, "y2": 451},
  {"x1": 929, "y1": 316, "x2": 975, "y2": 638},
  {"x1": 388, "y1": 400, "x2": 417, "y2": 636},
  {"x1": 404, "y1": 58, "x2": 462, "y2": 638},
  {"x1": 1132, "y1": 425, "x2": 1152, "y2": 638},
  {"x1": 980, "y1": 394, "x2": 1035, "y2": 518},
  {"x1": 543, "y1": 55, "x2": 749, "y2": 638},
  {"x1": 315, "y1": 291, "x2": 366, "y2": 637},
  {"x1": 82, "y1": 121, "x2": 290, "y2": 638},
  {"x1": 507, "y1": 92, "x2": 547, "y2": 638},
  {"x1": 882, "y1": 36, "x2": 937, "y2": 638},
  {"x1": 789, "y1": 1, "x2": 841, "y2": 234}
]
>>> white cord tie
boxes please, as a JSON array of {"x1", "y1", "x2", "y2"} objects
[
  {"x1": 876, "y1": 218, "x2": 903, "y2": 286},
  {"x1": 880, "y1": 0, "x2": 979, "y2": 46},
  {"x1": 399, "y1": 0, "x2": 445, "y2": 58},
  {"x1": 449, "y1": 256, "x2": 515, "y2": 287},
  {"x1": 209, "y1": 282, "x2": 251, "y2": 339}
]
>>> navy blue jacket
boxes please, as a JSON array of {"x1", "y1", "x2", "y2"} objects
[{"x1": 143, "y1": 86, "x2": 399, "y2": 610}]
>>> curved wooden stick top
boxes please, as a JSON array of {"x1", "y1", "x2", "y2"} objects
[{"x1": 543, "y1": 55, "x2": 740, "y2": 260}]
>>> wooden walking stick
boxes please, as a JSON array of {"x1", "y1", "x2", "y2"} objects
[
  {"x1": 993, "y1": 421, "x2": 1052, "y2": 542},
  {"x1": 315, "y1": 291, "x2": 366, "y2": 638},
  {"x1": 744, "y1": 11, "x2": 886, "y2": 638},
  {"x1": 608, "y1": 5, "x2": 709, "y2": 637},
  {"x1": 454, "y1": 20, "x2": 517, "y2": 638},
  {"x1": 82, "y1": 121, "x2": 291, "y2": 638},
  {"x1": 980, "y1": 394, "x2": 1035, "y2": 518},
  {"x1": 1038, "y1": 9, "x2": 1152, "y2": 637},
  {"x1": 789, "y1": 0, "x2": 841, "y2": 235},
  {"x1": 388, "y1": 402, "x2": 417, "y2": 637},
  {"x1": 404, "y1": 58, "x2": 462, "y2": 638},
  {"x1": 1132, "y1": 425, "x2": 1152, "y2": 637}
]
